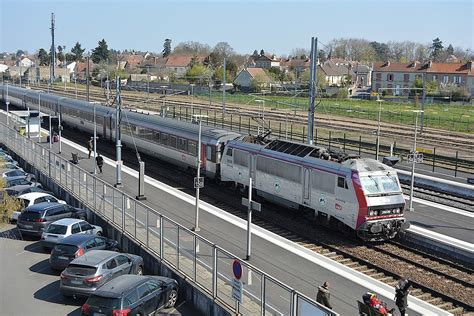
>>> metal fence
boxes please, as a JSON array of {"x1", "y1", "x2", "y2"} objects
[{"x1": 0, "y1": 122, "x2": 336, "y2": 316}]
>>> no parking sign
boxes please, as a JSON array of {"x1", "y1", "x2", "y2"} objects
[{"x1": 232, "y1": 260, "x2": 243, "y2": 303}]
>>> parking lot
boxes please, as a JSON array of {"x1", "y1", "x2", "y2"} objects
[{"x1": 0, "y1": 224, "x2": 194, "y2": 316}]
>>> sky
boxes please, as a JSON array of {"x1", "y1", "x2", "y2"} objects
[{"x1": 1, "y1": 0, "x2": 473, "y2": 56}]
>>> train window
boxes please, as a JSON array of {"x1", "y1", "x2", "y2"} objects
[
  {"x1": 154, "y1": 131, "x2": 160, "y2": 143},
  {"x1": 234, "y1": 150, "x2": 248, "y2": 167},
  {"x1": 226, "y1": 148, "x2": 233, "y2": 157},
  {"x1": 161, "y1": 133, "x2": 169, "y2": 145},
  {"x1": 169, "y1": 136, "x2": 177, "y2": 148},
  {"x1": 188, "y1": 140, "x2": 197, "y2": 156},
  {"x1": 208, "y1": 146, "x2": 217, "y2": 162},
  {"x1": 178, "y1": 138, "x2": 187, "y2": 151},
  {"x1": 337, "y1": 177, "x2": 348, "y2": 189}
]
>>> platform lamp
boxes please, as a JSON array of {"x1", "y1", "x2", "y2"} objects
[
  {"x1": 192, "y1": 114, "x2": 208, "y2": 232},
  {"x1": 408, "y1": 110, "x2": 424, "y2": 212}
]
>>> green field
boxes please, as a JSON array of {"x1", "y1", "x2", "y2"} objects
[{"x1": 194, "y1": 92, "x2": 474, "y2": 133}]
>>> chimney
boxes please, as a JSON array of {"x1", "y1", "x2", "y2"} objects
[
  {"x1": 428, "y1": 60, "x2": 432, "y2": 68},
  {"x1": 467, "y1": 60, "x2": 473, "y2": 71},
  {"x1": 385, "y1": 60, "x2": 390, "y2": 67}
]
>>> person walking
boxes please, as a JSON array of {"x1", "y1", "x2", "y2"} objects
[
  {"x1": 87, "y1": 137, "x2": 93, "y2": 159},
  {"x1": 96, "y1": 154, "x2": 104, "y2": 173},
  {"x1": 316, "y1": 281, "x2": 332, "y2": 310},
  {"x1": 395, "y1": 278, "x2": 412, "y2": 316}
]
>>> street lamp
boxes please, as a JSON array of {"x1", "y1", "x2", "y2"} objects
[
  {"x1": 255, "y1": 99, "x2": 265, "y2": 135},
  {"x1": 93, "y1": 102, "x2": 98, "y2": 174},
  {"x1": 375, "y1": 93, "x2": 384, "y2": 161},
  {"x1": 192, "y1": 114, "x2": 208, "y2": 232},
  {"x1": 38, "y1": 91, "x2": 43, "y2": 142},
  {"x1": 5, "y1": 83, "x2": 9, "y2": 126},
  {"x1": 408, "y1": 110, "x2": 424, "y2": 212}
]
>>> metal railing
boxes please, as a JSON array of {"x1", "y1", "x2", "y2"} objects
[{"x1": 0, "y1": 122, "x2": 336, "y2": 316}]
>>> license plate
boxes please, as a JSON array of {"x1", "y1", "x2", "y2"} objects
[
  {"x1": 23, "y1": 225, "x2": 33, "y2": 229},
  {"x1": 58, "y1": 256, "x2": 69, "y2": 260},
  {"x1": 93, "y1": 313, "x2": 106, "y2": 316},
  {"x1": 70, "y1": 280, "x2": 83, "y2": 285}
]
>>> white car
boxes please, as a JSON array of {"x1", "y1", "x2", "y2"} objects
[
  {"x1": 41, "y1": 218, "x2": 102, "y2": 248},
  {"x1": 13, "y1": 192, "x2": 66, "y2": 221}
]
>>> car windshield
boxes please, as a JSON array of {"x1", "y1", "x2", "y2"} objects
[
  {"x1": 65, "y1": 264, "x2": 97, "y2": 276},
  {"x1": 46, "y1": 224, "x2": 68, "y2": 235},
  {"x1": 86, "y1": 296, "x2": 121, "y2": 309},
  {"x1": 18, "y1": 198, "x2": 29, "y2": 207},
  {"x1": 360, "y1": 175, "x2": 400, "y2": 194}
]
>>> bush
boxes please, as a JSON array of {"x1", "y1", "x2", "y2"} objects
[{"x1": 0, "y1": 192, "x2": 24, "y2": 224}]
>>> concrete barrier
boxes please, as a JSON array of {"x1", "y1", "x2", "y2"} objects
[{"x1": 397, "y1": 170, "x2": 474, "y2": 200}]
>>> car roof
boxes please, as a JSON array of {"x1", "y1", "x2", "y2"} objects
[
  {"x1": 59, "y1": 233, "x2": 97, "y2": 245},
  {"x1": 94, "y1": 275, "x2": 150, "y2": 298},
  {"x1": 71, "y1": 250, "x2": 118, "y2": 266},
  {"x1": 18, "y1": 192, "x2": 53, "y2": 200},
  {"x1": 50, "y1": 218, "x2": 83, "y2": 226},
  {"x1": 25, "y1": 202, "x2": 62, "y2": 212}
]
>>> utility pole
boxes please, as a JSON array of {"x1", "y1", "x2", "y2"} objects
[
  {"x1": 50, "y1": 12, "x2": 55, "y2": 85},
  {"x1": 115, "y1": 76, "x2": 122, "y2": 187},
  {"x1": 192, "y1": 115, "x2": 207, "y2": 232},
  {"x1": 307, "y1": 37, "x2": 318, "y2": 145},
  {"x1": 222, "y1": 57, "x2": 226, "y2": 114},
  {"x1": 58, "y1": 112, "x2": 62, "y2": 153},
  {"x1": 409, "y1": 110, "x2": 423, "y2": 211},
  {"x1": 93, "y1": 102, "x2": 97, "y2": 175},
  {"x1": 420, "y1": 73, "x2": 426, "y2": 133}
]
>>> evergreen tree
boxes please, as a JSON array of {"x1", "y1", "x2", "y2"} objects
[
  {"x1": 430, "y1": 38, "x2": 444, "y2": 61},
  {"x1": 446, "y1": 44, "x2": 454, "y2": 56},
  {"x1": 37, "y1": 48, "x2": 49, "y2": 66},
  {"x1": 57, "y1": 45, "x2": 65, "y2": 63},
  {"x1": 260, "y1": 49, "x2": 265, "y2": 56},
  {"x1": 91, "y1": 39, "x2": 110, "y2": 63},
  {"x1": 71, "y1": 42, "x2": 85, "y2": 61},
  {"x1": 162, "y1": 38, "x2": 172, "y2": 57}
]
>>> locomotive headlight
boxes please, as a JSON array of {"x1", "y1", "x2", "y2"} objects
[
  {"x1": 369, "y1": 210, "x2": 375, "y2": 216},
  {"x1": 395, "y1": 208, "x2": 400, "y2": 214}
]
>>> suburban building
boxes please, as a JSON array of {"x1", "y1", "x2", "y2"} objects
[
  {"x1": 164, "y1": 55, "x2": 208, "y2": 77},
  {"x1": 372, "y1": 60, "x2": 474, "y2": 97},
  {"x1": 253, "y1": 54, "x2": 281, "y2": 69},
  {"x1": 280, "y1": 58, "x2": 311, "y2": 75},
  {"x1": 19, "y1": 57, "x2": 34, "y2": 68},
  {"x1": 233, "y1": 68, "x2": 273, "y2": 90},
  {"x1": 353, "y1": 64, "x2": 372, "y2": 87},
  {"x1": 318, "y1": 60, "x2": 354, "y2": 87}
]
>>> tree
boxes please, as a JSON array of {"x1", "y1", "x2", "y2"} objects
[
  {"x1": 185, "y1": 64, "x2": 209, "y2": 83},
  {"x1": 172, "y1": 41, "x2": 210, "y2": 55},
  {"x1": 162, "y1": 38, "x2": 172, "y2": 57},
  {"x1": 430, "y1": 37, "x2": 444, "y2": 61},
  {"x1": 65, "y1": 53, "x2": 75, "y2": 63},
  {"x1": 37, "y1": 48, "x2": 49, "y2": 66},
  {"x1": 16, "y1": 50, "x2": 25, "y2": 57},
  {"x1": 317, "y1": 49, "x2": 326, "y2": 62},
  {"x1": 71, "y1": 42, "x2": 85, "y2": 61},
  {"x1": 446, "y1": 44, "x2": 454, "y2": 56},
  {"x1": 57, "y1": 45, "x2": 65, "y2": 63},
  {"x1": 370, "y1": 41, "x2": 390, "y2": 61},
  {"x1": 91, "y1": 39, "x2": 110, "y2": 63},
  {"x1": 260, "y1": 49, "x2": 265, "y2": 56}
]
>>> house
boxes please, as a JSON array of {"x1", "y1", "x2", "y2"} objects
[
  {"x1": 233, "y1": 68, "x2": 273, "y2": 90},
  {"x1": 5, "y1": 66, "x2": 29, "y2": 82},
  {"x1": 124, "y1": 54, "x2": 145, "y2": 72},
  {"x1": 74, "y1": 60, "x2": 96, "y2": 80},
  {"x1": 280, "y1": 58, "x2": 311, "y2": 76},
  {"x1": 253, "y1": 54, "x2": 281, "y2": 69},
  {"x1": 165, "y1": 55, "x2": 208, "y2": 77},
  {"x1": 372, "y1": 60, "x2": 474, "y2": 96},
  {"x1": 139, "y1": 56, "x2": 169, "y2": 80},
  {"x1": 0, "y1": 64, "x2": 8, "y2": 76},
  {"x1": 353, "y1": 64, "x2": 372, "y2": 87},
  {"x1": 318, "y1": 61, "x2": 352, "y2": 86},
  {"x1": 19, "y1": 57, "x2": 34, "y2": 68}
]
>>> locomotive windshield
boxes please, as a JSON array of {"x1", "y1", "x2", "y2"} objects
[{"x1": 360, "y1": 175, "x2": 400, "y2": 194}]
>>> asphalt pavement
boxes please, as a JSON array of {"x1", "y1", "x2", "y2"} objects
[{"x1": 0, "y1": 224, "x2": 195, "y2": 316}]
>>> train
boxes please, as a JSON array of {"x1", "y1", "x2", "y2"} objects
[{"x1": 1, "y1": 85, "x2": 409, "y2": 241}]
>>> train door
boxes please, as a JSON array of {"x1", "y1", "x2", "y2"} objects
[{"x1": 303, "y1": 168, "x2": 310, "y2": 205}]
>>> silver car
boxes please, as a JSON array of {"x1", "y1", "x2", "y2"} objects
[
  {"x1": 60, "y1": 250, "x2": 144, "y2": 298},
  {"x1": 40, "y1": 218, "x2": 102, "y2": 248}
]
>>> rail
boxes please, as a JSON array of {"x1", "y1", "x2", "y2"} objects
[{"x1": 0, "y1": 122, "x2": 336, "y2": 316}]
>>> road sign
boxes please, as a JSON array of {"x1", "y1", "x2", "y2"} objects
[
  {"x1": 232, "y1": 278, "x2": 243, "y2": 303},
  {"x1": 416, "y1": 147, "x2": 433, "y2": 154},
  {"x1": 194, "y1": 176, "x2": 204, "y2": 189},
  {"x1": 407, "y1": 152, "x2": 423, "y2": 163},
  {"x1": 242, "y1": 198, "x2": 261, "y2": 212},
  {"x1": 233, "y1": 260, "x2": 242, "y2": 280}
]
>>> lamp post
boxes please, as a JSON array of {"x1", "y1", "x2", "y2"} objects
[
  {"x1": 161, "y1": 86, "x2": 168, "y2": 114},
  {"x1": 192, "y1": 114, "x2": 208, "y2": 232},
  {"x1": 93, "y1": 102, "x2": 97, "y2": 174},
  {"x1": 408, "y1": 110, "x2": 424, "y2": 212},
  {"x1": 74, "y1": 75, "x2": 77, "y2": 99},
  {"x1": 375, "y1": 93, "x2": 384, "y2": 161},
  {"x1": 255, "y1": 99, "x2": 265, "y2": 135},
  {"x1": 58, "y1": 112, "x2": 62, "y2": 153},
  {"x1": 38, "y1": 92, "x2": 43, "y2": 142},
  {"x1": 6, "y1": 83, "x2": 9, "y2": 126}
]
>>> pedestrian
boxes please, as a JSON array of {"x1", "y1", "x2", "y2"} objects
[
  {"x1": 96, "y1": 154, "x2": 104, "y2": 173},
  {"x1": 395, "y1": 278, "x2": 412, "y2": 316},
  {"x1": 87, "y1": 137, "x2": 93, "y2": 159},
  {"x1": 316, "y1": 281, "x2": 332, "y2": 309}
]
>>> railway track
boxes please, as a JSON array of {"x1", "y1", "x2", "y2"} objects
[
  {"x1": 30, "y1": 84, "x2": 474, "y2": 155},
  {"x1": 55, "y1": 122, "x2": 473, "y2": 315}
]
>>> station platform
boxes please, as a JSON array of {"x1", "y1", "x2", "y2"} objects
[{"x1": 2, "y1": 126, "x2": 462, "y2": 315}]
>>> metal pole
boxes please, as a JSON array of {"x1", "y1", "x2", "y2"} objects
[
  {"x1": 421, "y1": 73, "x2": 426, "y2": 133},
  {"x1": 115, "y1": 76, "x2": 122, "y2": 187},
  {"x1": 6, "y1": 84, "x2": 9, "y2": 126},
  {"x1": 86, "y1": 55, "x2": 90, "y2": 102},
  {"x1": 58, "y1": 112, "x2": 62, "y2": 153},
  {"x1": 307, "y1": 36, "x2": 318, "y2": 145},
  {"x1": 74, "y1": 76, "x2": 77, "y2": 99},
  {"x1": 408, "y1": 112, "x2": 419, "y2": 212},
  {"x1": 50, "y1": 12, "x2": 55, "y2": 84},
  {"x1": 246, "y1": 177, "x2": 253, "y2": 260},
  {"x1": 38, "y1": 93, "x2": 41, "y2": 142},
  {"x1": 193, "y1": 118, "x2": 202, "y2": 232},
  {"x1": 147, "y1": 66, "x2": 150, "y2": 102},
  {"x1": 223, "y1": 57, "x2": 226, "y2": 113},
  {"x1": 93, "y1": 102, "x2": 97, "y2": 175},
  {"x1": 376, "y1": 95, "x2": 382, "y2": 161},
  {"x1": 49, "y1": 116, "x2": 52, "y2": 150}
]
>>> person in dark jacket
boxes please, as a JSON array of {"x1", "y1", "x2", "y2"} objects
[
  {"x1": 316, "y1": 281, "x2": 332, "y2": 309},
  {"x1": 96, "y1": 154, "x2": 104, "y2": 173},
  {"x1": 87, "y1": 138, "x2": 93, "y2": 159},
  {"x1": 395, "y1": 278, "x2": 412, "y2": 316}
]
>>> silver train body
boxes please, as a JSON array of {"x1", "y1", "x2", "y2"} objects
[{"x1": 1, "y1": 85, "x2": 409, "y2": 240}]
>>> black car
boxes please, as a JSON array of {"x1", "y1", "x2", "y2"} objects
[
  {"x1": 6, "y1": 177, "x2": 42, "y2": 188},
  {"x1": 17, "y1": 203, "x2": 87, "y2": 237},
  {"x1": 5, "y1": 185, "x2": 54, "y2": 197},
  {"x1": 50, "y1": 234, "x2": 120, "y2": 271},
  {"x1": 60, "y1": 250, "x2": 144, "y2": 298},
  {"x1": 81, "y1": 275, "x2": 178, "y2": 316}
]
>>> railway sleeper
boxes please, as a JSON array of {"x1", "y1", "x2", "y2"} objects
[
  {"x1": 425, "y1": 297, "x2": 443, "y2": 305},
  {"x1": 335, "y1": 258, "x2": 352, "y2": 264},
  {"x1": 447, "y1": 307, "x2": 464, "y2": 314},
  {"x1": 414, "y1": 292, "x2": 432, "y2": 300}
]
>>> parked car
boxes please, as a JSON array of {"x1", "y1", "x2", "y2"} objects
[
  {"x1": 1, "y1": 169, "x2": 29, "y2": 178},
  {"x1": 60, "y1": 250, "x2": 144, "y2": 298},
  {"x1": 5, "y1": 185, "x2": 53, "y2": 197},
  {"x1": 17, "y1": 203, "x2": 87, "y2": 237},
  {"x1": 0, "y1": 163, "x2": 23, "y2": 171},
  {"x1": 81, "y1": 275, "x2": 178, "y2": 316},
  {"x1": 41, "y1": 218, "x2": 102, "y2": 248},
  {"x1": 0, "y1": 154, "x2": 18, "y2": 165},
  {"x1": 12, "y1": 192, "x2": 66, "y2": 222},
  {"x1": 50, "y1": 234, "x2": 120, "y2": 271},
  {"x1": 5, "y1": 177, "x2": 41, "y2": 188}
]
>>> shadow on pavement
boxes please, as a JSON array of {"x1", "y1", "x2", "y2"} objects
[
  {"x1": 0, "y1": 226, "x2": 22, "y2": 240},
  {"x1": 66, "y1": 307, "x2": 82, "y2": 316},
  {"x1": 34, "y1": 280, "x2": 86, "y2": 306},
  {"x1": 29, "y1": 258, "x2": 59, "y2": 276},
  {"x1": 24, "y1": 241, "x2": 47, "y2": 254}
]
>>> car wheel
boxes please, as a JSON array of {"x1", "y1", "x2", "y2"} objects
[
  {"x1": 96, "y1": 231, "x2": 102, "y2": 236},
  {"x1": 112, "y1": 247, "x2": 120, "y2": 252},
  {"x1": 165, "y1": 289, "x2": 178, "y2": 308},
  {"x1": 136, "y1": 266, "x2": 143, "y2": 275}
]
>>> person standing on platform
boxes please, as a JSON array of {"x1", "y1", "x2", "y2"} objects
[
  {"x1": 87, "y1": 137, "x2": 93, "y2": 159},
  {"x1": 316, "y1": 281, "x2": 332, "y2": 309},
  {"x1": 395, "y1": 278, "x2": 412, "y2": 316},
  {"x1": 96, "y1": 154, "x2": 104, "y2": 173}
]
